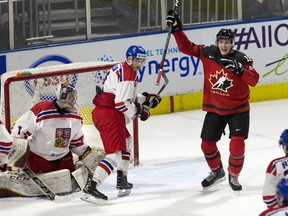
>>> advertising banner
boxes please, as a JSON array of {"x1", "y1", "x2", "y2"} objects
[{"x1": 0, "y1": 18, "x2": 287, "y2": 96}]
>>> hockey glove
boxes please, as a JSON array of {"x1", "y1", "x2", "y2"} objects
[
  {"x1": 0, "y1": 163, "x2": 7, "y2": 172},
  {"x1": 136, "y1": 103, "x2": 150, "y2": 121},
  {"x1": 221, "y1": 58, "x2": 244, "y2": 76},
  {"x1": 166, "y1": 9, "x2": 182, "y2": 33},
  {"x1": 142, "y1": 92, "x2": 162, "y2": 109}
]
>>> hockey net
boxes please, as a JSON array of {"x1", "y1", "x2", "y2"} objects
[{"x1": 0, "y1": 62, "x2": 139, "y2": 165}]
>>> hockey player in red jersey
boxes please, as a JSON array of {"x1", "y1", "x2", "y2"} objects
[
  {"x1": 166, "y1": 10, "x2": 259, "y2": 191},
  {"x1": 262, "y1": 129, "x2": 288, "y2": 209},
  {"x1": 81, "y1": 45, "x2": 161, "y2": 204},
  {"x1": 0, "y1": 120, "x2": 13, "y2": 172},
  {"x1": 260, "y1": 177, "x2": 288, "y2": 216}
]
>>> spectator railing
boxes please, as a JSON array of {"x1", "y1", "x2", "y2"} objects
[{"x1": 0, "y1": 0, "x2": 241, "y2": 51}]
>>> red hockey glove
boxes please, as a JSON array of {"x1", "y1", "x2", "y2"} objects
[
  {"x1": 136, "y1": 103, "x2": 150, "y2": 121},
  {"x1": 142, "y1": 92, "x2": 162, "y2": 108}
]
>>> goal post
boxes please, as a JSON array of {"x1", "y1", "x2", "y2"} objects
[{"x1": 0, "y1": 62, "x2": 140, "y2": 166}]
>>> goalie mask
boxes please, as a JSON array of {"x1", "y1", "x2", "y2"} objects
[
  {"x1": 125, "y1": 45, "x2": 147, "y2": 66},
  {"x1": 55, "y1": 83, "x2": 77, "y2": 110}
]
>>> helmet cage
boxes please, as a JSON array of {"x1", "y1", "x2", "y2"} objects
[{"x1": 56, "y1": 83, "x2": 77, "y2": 109}]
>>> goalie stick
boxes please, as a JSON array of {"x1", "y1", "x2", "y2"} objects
[
  {"x1": 23, "y1": 167, "x2": 81, "y2": 203},
  {"x1": 147, "y1": 0, "x2": 179, "y2": 110}
]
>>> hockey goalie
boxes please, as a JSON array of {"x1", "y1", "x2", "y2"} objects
[{"x1": 0, "y1": 83, "x2": 104, "y2": 198}]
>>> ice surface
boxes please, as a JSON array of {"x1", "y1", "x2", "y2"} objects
[{"x1": 1, "y1": 99, "x2": 287, "y2": 216}]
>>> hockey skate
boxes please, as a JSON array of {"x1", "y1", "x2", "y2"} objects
[
  {"x1": 228, "y1": 174, "x2": 242, "y2": 191},
  {"x1": 201, "y1": 166, "x2": 226, "y2": 190},
  {"x1": 116, "y1": 170, "x2": 133, "y2": 197},
  {"x1": 80, "y1": 178, "x2": 108, "y2": 205}
]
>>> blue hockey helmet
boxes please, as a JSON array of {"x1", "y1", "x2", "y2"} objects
[
  {"x1": 126, "y1": 45, "x2": 147, "y2": 61},
  {"x1": 276, "y1": 178, "x2": 288, "y2": 207},
  {"x1": 279, "y1": 129, "x2": 288, "y2": 146}
]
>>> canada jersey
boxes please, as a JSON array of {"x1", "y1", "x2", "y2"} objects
[
  {"x1": 173, "y1": 30, "x2": 259, "y2": 115},
  {"x1": 0, "y1": 121, "x2": 13, "y2": 164},
  {"x1": 262, "y1": 155, "x2": 288, "y2": 208},
  {"x1": 11, "y1": 100, "x2": 87, "y2": 161}
]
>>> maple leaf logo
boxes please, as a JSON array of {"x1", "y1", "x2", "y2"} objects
[{"x1": 209, "y1": 69, "x2": 233, "y2": 92}]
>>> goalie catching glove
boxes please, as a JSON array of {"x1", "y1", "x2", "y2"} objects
[
  {"x1": 135, "y1": 103, "x2": 150, "y2": 121},
  {"x1": 221, "y1": 57, "x2": 244, "y2": 76},
  {"x1": 166, "y1": 9, "x2": 182, "y2": 33},
  {"x1": 142, "y1": 92, "x2": 162, "y2": 109}
]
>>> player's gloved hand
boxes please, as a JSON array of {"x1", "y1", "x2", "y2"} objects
[
  {"x1": 142, "y1": 92, "x2": 162, "y2": 108},
  {"x1": 0, "y1": 163, "x2": 7, "y2": 172},
  {"x1": 135, "y1": 103, "x2": 150, "y2": 121},
  {"x1": 221, "y1": 58, "x2": 244, "y2": 76},
  {"x1": 166, "y1": 9, "x2": 182, "y2": 33}
]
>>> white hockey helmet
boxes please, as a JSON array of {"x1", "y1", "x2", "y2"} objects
[{"x1": 55, "y1": 82, "x2": 77, "y2": 110}]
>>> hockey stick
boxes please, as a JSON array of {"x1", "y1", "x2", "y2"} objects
[
  {"x1": 155, "y1": 0, "x2": 179, "y2": 85},
  {"x1": 146, "y1": 0, "x2": 179, "y2": 110},
  {"x1": 23, "y1": 167, "x2": 82, "y2": 203}
]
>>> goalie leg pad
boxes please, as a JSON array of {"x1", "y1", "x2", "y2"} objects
[
  {"x1": 8, "y1": 138, "x2": 29, "y2": 168},
  {"x1": 71, "y1": 164, "x2": 89, "y2": 190},
  {"x1": 37, "y1": 169, "x2": 72, "y2": 194},
  {"x1": 0, "y1": 169, "x2": 72, "y2": 197}
]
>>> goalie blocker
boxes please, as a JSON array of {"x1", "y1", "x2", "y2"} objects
[{"x1": 0, "y1": 138, "x2": 104, "y2": 198}]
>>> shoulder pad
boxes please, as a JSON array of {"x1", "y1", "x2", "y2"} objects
[
  {"x1": 202, "y1": 45, "x2": 218, "y2": 58},
  {"x1": 230, "y1": 51, "x2": 253, "y2": 65}
]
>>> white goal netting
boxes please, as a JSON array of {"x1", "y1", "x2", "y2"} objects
[{"x1": 0, "y1": 61, "x2": 134, "y2": 154}]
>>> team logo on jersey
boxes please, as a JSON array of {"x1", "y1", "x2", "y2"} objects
[
  {"x1": 209, "y1": 69, "x2": 233, "y2": 93},
  {"x1": 54, "y1": 128, "x2": 71, "y2": 148}
]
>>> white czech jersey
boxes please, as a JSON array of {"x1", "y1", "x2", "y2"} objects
[
  {"x1": 259, "y1": 206, "x2": 288, "y2": 216},
  {"x1": 11, "y1": 100, "x2": 87, "y2": 161},
  {"x1": 103, "y1": 62, "x2": 146, "y2": 123},
  {"x1": 0, "y1": 121, "x2": 13, "y2": 164},
  {"x1": 262, "y1": 155, "x2": 288, "y2": 208}
]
